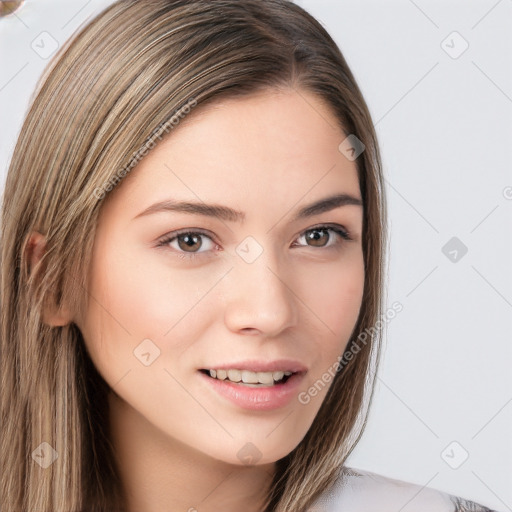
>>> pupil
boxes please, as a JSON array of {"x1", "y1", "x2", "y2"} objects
[
  {"x1": 178, "y1": 233, "x2": 201, "y2": 252},
  {"x1": 307, "y1": 229, "x2": 328, "y2": 247}
]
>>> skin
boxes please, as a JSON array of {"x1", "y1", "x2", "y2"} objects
[{"x1": 30, "y1": 88, "x2": 365, "y2": 512}]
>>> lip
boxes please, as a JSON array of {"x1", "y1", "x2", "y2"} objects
[
  {"x1": 198, "y1": 366, "x2": 306, "y2": 411},
  {"x1": 199, "y1": 359, "x2": 308, "y2": 373}
]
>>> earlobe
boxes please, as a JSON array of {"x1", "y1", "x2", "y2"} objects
[
  {"x1": 42, "y1": 304, "x2": 73, "y2": 327},
  {"x1": 25, "y1": 231, "x2": 73, "y2": 327}
]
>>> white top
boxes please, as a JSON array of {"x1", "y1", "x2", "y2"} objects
[{"x1": 309, "y1": 467, "x2": 499, "y2": 511}]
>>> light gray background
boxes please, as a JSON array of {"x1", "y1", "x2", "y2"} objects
[{"x1": 1, "y1": 1, "x2": 510, "y2": 510}]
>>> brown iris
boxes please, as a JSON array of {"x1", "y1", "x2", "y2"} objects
[
  {"x1": 305, "y1": 228, "x2": 330, "y2": 247},
  {"x1": 177, "y1": 233, "x2": 203, "y2": 252}
]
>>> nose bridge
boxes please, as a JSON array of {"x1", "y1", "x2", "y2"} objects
[{"x1": 223, "y1": 238, "x2": 298, "y2": 336}]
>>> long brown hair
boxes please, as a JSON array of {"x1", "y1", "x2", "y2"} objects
[{"x1": 0, "y1": 1, "x2": 387, "y2": 510}]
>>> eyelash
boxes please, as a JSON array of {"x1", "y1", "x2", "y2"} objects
[{"x1": 156, "y1": 224, "x2": 353, "y2": 261}]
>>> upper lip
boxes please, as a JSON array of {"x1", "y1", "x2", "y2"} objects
[{"x1": 200, "y1": 359, "x2": 307, "y2": 373}]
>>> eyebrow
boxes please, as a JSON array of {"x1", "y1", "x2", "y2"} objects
[{"x1": 132, "y1": 193, "x2": 363, "y2": 223}]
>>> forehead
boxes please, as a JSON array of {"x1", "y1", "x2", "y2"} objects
[{"x1": 101, "y1": 88, "x2": 361, "y2": 219}]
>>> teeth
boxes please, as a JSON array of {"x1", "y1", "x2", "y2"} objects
[
  {"x1": 207, "y1": 368, "x2": 294, "y2": 385},
  {"x1": 227, "y1": 369, "x2": 241, "y2": 382},
  {"x1": 242, "y1": 370, "x2": 259, "y2": 384},
  {"x1": 273, "y1": 371, "x2": 284, "y2": 381},
  {"x1": 256, "y1": 371, "x2": 273, "y2": 385}
]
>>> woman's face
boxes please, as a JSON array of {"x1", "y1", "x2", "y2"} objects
[{"x1": 76, "y1": 88, "x2": 365, "y2": 466}]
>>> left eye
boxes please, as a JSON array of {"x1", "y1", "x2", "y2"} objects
[
  {"x1": 293, "y1": 226, "x2": 350, "y2": 248},
  {"x1": 156, "y1": 225, "x2": 351, "y2": 260}
]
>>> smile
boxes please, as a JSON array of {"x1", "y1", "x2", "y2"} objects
[
  {"x1": 198, "y1": 368, "x2": 306, "y2": 410},
  {"x1": 201, "y1": 368, "x2": 293, "y2": 386}
]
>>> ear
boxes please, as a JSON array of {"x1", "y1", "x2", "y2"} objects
[{"x1": 25, "y1": 231, "x2": 73, "y2": 327}]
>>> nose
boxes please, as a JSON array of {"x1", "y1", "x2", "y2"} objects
[{"x1": 223, "y1": 248, "x2": 299, "y2": 337}]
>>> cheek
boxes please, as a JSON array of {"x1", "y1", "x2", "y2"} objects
[
  {"x1": 298, "y1": 252, "x2": 365, "y2": 342},
  {"x1": 79, "y1": 242, "x2": 172, "y2": 381},
  {"x1": 81, "y1": 242, "x2": 223, "y2": 373},
  {"x1": 292, "y1": 253, "x2": 364, "y2": 416}
]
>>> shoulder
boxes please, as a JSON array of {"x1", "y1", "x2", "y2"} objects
[{"x1": 309, "y1": 466, "x2": 500, "y2": 512}]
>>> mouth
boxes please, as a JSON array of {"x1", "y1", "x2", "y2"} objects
[
  {"x1": 198, "y1": 365, "x2": 306, "y2": 411},
  {"x1": 199, "y1": 368, "x2": 296, "y2": 387}
]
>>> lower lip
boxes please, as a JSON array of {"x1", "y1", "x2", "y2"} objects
[{"x1": 198, "y1": 371, "x2": 305, "y2": 411}]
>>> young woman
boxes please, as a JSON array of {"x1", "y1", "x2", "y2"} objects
[{"x1": 0, "y1": 1, "x2": 500, "y2": 511}]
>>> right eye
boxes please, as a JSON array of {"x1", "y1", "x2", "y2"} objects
[{"x1": 156, "y1": 229, "x2": 219, "y2": 260}]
